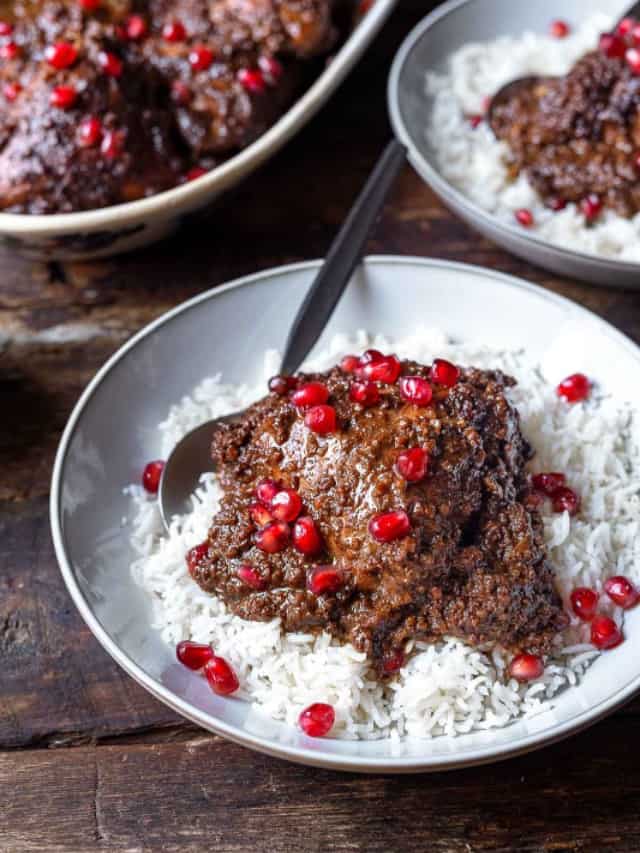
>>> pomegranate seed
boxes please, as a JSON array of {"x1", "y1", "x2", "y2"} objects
[
  {"x1": 581, "y1": 194, "x2": 602, "y2": 222},
  {"x1": 78, "y1": 116, "x2": 102, "y2": 147},
  {"x1": 163, "y1": 19, "x2": 187, "y2": 42},
  {"x1": 369, "y1": 510, "x2": 411, "y2": 542},
  {"x1": 394, "y1": 447, "x2": 429, "y2": 483},
  {"x1": 550, "y1": 19, "x2": 570, "y2": 38},
  {"x1": 0, "y1": 21, "x2": 13, "y2": 36},
  {"x1": 98, "y1": 51, "x2": 123, "y2": 77},
  {"x1": 293, "y1": 516, "x2": 323, "y2": 556},
  {"x1": 591, "y1": 616, "x2": 623, "y2": 650},
  {"x1": 79, "y1": 0, "x2": 101, "y2": 9},
  {"x1": 360, "y1": 354, "x2": 401, "y2": 384},
  {"x1": 509, "y1": 653, "x2": 544, "y2": 682},
  {"x1": 340, "y1": 354, "x2": 359, "y2": 373},
  {"x1": 304, "y1": 404, "x2": 337, "y2": 435},
  {"x1": 255, "y1": 521, "x2": 290, "y2": 553},
  {"x1": 248, "y1": 500, "x2": 273, "y2": 527},
  {"x1": 237, "y1": 564, "x2": 267, "y2": 590},
  {"x1": 0, "y1": 42, "x2": 20, "y2": 60},
  {"x1": 548, "y1": 197, "x2": 567, "y2": 211},
  {"x1": 570, "y1": 587, "x2": 599, "y2": 621},
  {"x1": 618, "y1": 18, "x2": 635, "y2": 36},
  {"x1": 125, "y1": 14, "x2": 147, "y2": 40},
  {"x1": 100, "y1": 129, "x2": 124, "y2": 158},
  {"x1": 238, "y1": 68, "x2": 266, "y2": 93},
  {"x1": 399, "y1": 376, "x2": 433, "y2": 406},
  {"x1": 189, "y1": 45, "x2": 214, "y2": 72},
  {"x1": 360, "y1": 349, "x2": 384, "y2": 365},
  {"x1": 204, "y1": 656, "x2": 239, "y2": 695},
  {"x1": 515, "y1": 208, "x2": 534, "y2": 227},
  {"x1": 531, "y1": 472, "x2": 566, "y2": 496},
  {"x1": 3, "y1": 81, "x2": 21, "y2": 101},
  {"x1": 429, "y1": 358, "x2": 459, "y2": 387},
  {"x1": 382, "y1": 650, "x2": 405, "y2": 674},
  {"x1": 271, "y1": 488, "x2": 303, "y2": 522},
  {"x1": 186, "y1": 542, "x2": 209, "y2": 576},
  {"x1": 142, "y1": 459, "x2": 164, "y2": 493},
  {"x1": 604, "y1": 576, "x2": 639, "y2": 609},
  {"x1": 176, "y1": 640, "x2": 213, "y2": 670},
  {"x1": 468, "y1": 114, "x2": 483, "y2": 128},
  {"x1": 256, "y1": 478, "x2": 280, "y2": 504},
  {"x1": 307, "y1": 564, "x2": 343, "y2": 595},
  {"x1": 186, "y1": 166, "x2": 207, "y2": 181},
  {"x1": 299, "y1": 702, "x2": 335, "y2": 737},
  {"x1": 626, "y1": 47, "x2": 640, "y2": 73},
  {"x1": 291, "y1": 381, "x2": 329, "y2": 408},
  {"x1": 552, "y1": 487, "x2": 580, "y2": 516},
  {"x1": 171, "y1": 80, "x2": 192, "y2": 105},
  {"x1": 269, "y1": 374, "x2": 296, "y2": 395},
  {"x1": 631, "y1": 24, "x2": 640, "y2": 45},
  {"x1": 557, "y1": 372, "x2": 590, "y2": 403},
  {"x1": 50, "y1": 85, "x2": 77, "y2": 109},
  {"x1": 349, "y1": 380, "x2": 380, "y2": 407},
  {"x1": 258, "y1": 55, "x2": 283, "y2": 83},
  {"x1": 45, "y1": 41, "x2": 78, "y2": 69},
  {"x1": 600, "y1": 32, "x2": 627, "y2": 59}
]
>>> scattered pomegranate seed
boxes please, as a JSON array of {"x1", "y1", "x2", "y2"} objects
[
  {"x1": 394, "y1": 447, "x2": 429, "y2": 483},
  {"x1": 238, "y1": 67, "x2": 266, "y2": 93},
  {"x1": 237, "y1": 564, "x2": 267, "y2": 591},
  {"x1": 581, "y1": 194, "x2": 603, "y2": 222},
  {"x1": 548, "y1": 197, "x2": 567, "y2": 211},
  {"x1": 359, "y1": 349, "x2": 384, "y2": 365},
  {"x1": 142, "y1": 459, "x2": 164, "y2": 493},
  {"x1": 0, "y1": 21, "x2": 13, "y2": 36},
  {"x1": 0, "y1": 42, "x2": 20, "y2": 60},
  {"x1": 340, "y1": 354, "x2": 360, "y2": 373},
  {"x1": 293, "y1": 516, "x2": 323, "y2": 556},
  {"x1": 50, "y1": 85, "x2": 77, "y2": 109},
  {"x1": 255, "y1": 521, "x2": 290, "y2": 553},
  {"x1": 256, "y1": 478, "x2": 280, "y2": 504},
  {"x1": 204, "y1": 655, "x2": 239, "y2": 695},
  {"x1": 186, "y1": 166, "x2": 207, "y2": 181},
  {"x1": 78, "y1": 115, "x2": 102, "y2": 147},
  {"x1": 125, "y1": 14, "x2": 147, "y2": 40},
  {"x1": 163, "y1": 19, "x2": 187, "y2": 42},
  {"x1": 570, "y1": 587, "x2": 599, "y2": 621},
  {"x1": 515, "y1": 208, "x2": 534, "y2": 227},
  {"x1": 552, "y1": 486, "x2": 580, "y2": 516},
  {"x1": 98, "y1": 51, "x2": 123, "y2": 77},
  {"x1": 171, "y1": 80, "x2": 192, "y2": 105},
  {"x1": 382, "y1": 650, "x2": 405, "y2": 674},
  {"x1": 189, "y1": 45, "x2": 214, "y2": 72},
  {"x1": 299, "y1": 702, "x2": 335, "y2": 737},
  {"x1": 599, "y1": 32, "x2": 627, "y2": 59},
  {"x1": 468, "y1": 114, "x2": 483, "y2": 129},
  {"x1": 369, "y1": 510, "x2": 411, "y2": 543},
  {"x1": 399, "y1": 376, "x2": 433, "y2": 406},
  {"x1": 186, "y1": 542, "x2": 209, "y2": 576},
  {"x1": 557, "y1": 372, "x2": 590, "y2": 403},
  {"x1": 268, "y1": 375, "x2": 297, "y2": 395},
  {"x1": 271, "y1": 488, "x2": 303, "y2": 523},
  {"x1": 79, "y1": 0, "x2": 101, "y2": 9},
  {"x1": 429, "y1": 358, "x2": 459, "y2": 387},
  {"x1": 45, "y1": 41, "x2": 78, "y2": 69},
  {"x1": 591, "y1": 616, "x2": 623, "y2": 650},
  {"x1": 604, "y1": 576, "x2": 639, "y2": 610},
  {"x1": 3, "y1": 81, "x2": 21, "y2": 101},
  {"x1": 307, "y1": 564, "x2": 343, "y2": 596},
  {"x1": 100, "y1": 129, "x2": 124, "y2": 158},
  {"x1": 509, "y1": 653, "x2": 544, "y2": 682},
  {"x1": 304, "y1": 404, "x2": 338, "y2": 435},
  {"x1": 550, "y1": 19, "x2": 570, "y2": 38},
  {"x1": 618, "y1": 18, "x2": 635, "y2": 37},
  {"x1": 360, "y1": 354, "x2": 401, "y2": 384},
  {"x1": 248, "y1": 500, "x2": 273, "y2": 527},
  {"x1": 349, "y1": 380, "x2": 380, "y2": 407},
  {"x1": 258, "y1": 55, "x2": 283, "y2": 83},
  {"x1": 291, "y1": 381, "x2": 329, "y2": 408},
  {"x1": 626, "y1": 47, "x2": 640, "y2": 74},
  {"x1": 176, "y1": 640, "x2": 213, "y2": 670},
  {"x1": 531, "y1": 472, "x2": 566, "y2": 496}
]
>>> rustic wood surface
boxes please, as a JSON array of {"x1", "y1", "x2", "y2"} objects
[{"x1": 2, "y1": 2, "x2": 640, "y2": 850}]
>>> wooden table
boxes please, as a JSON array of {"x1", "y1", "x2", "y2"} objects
[{"x1": 2, "y1": 3, "x2": 640, "y2": 850}]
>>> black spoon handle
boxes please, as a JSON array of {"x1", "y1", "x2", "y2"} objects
[
  {"x1": 280, "y1": 137, "x2": 407, "y2": 376},
  {"x1": 621, "y1": 1, "x2": 640, "y2": 24}
]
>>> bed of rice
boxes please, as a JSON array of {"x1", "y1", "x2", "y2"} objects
[
  {"x1": 127, "y1": 328, "x2": 640, "y2": 740},
  {"x1": 423, "y1": 13, "x2": 640, "y2": 263}
]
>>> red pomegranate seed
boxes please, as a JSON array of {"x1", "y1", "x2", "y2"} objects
[
  {"x1": 349, "y1": 380, "x2": 380, "y2": 407},
  {"x1": 291, "y1": 381, "x2": 329, "y2": 408},
  {"x1": 271, "y1": 488, "x2": 303, "y2": 522},
  {"x1": 599, "y1": 32, "x2": 627, "y2": 59},
  {"x1": 238, "y1": 67, "x2": 266, "y2": 93},
  {"x1": 619, "y1": 18, "x2": 635, "y2": 36},
  {"x1": 299, "y1": 702, "x2": 335, "y2": 737},
  {"x1": 163, "y1": 19, "x2": 187, "y2": 42},
  {"x1": 399, "y1": 376, "x2": 433, "y2": 406},
  {"x1": 468, "y1": 114, "x2": 483, "y2": 128},
  {"x1": 142, "y1": 459, "x2": 164, "y2": 493},
  {"x1": 98, "y1": 51, "x2": 123, "y2": 77},
  {"x1": 631, "y1": 24, "x2": 640, "y2": 45},
  {"x1": 258, "y1": 55, "x2": 283, "y2": 83},
  {"x1": 293, "y1": 516, "x2": 323, "y2": 556},
  {"x1": 204, "y1": 656, "x2": 239, "y2": 695},
  {"x1": 79, "y1": 0, "x2": 101, "y2": 9},
  {"x1": 360, "y1": 349, "x2": 384, "y2": 365},
  {"x1": 581, "y1": 194, "x2": 602, "y2": 222},
  {"x1": 256, "y1": 478, "x2": 280, "y2": 504},
  {"x1": 548, "y1": 197, "x2": 567, "y2": 211},
  {"x1": 186, "y1": 166, "x2": 207, "y2": 181},
  {"x1": 429, "y1": 358, "x2": 459, "y2": 387},
  {"x1": 557, "y1": 372, "x2": 590, "y2": 403},
  {"x1": 340, "y1": 354, "x2": 359, "y2": 373},
  {"x1": 360, "y1": 354, "x2": 401, "y2": 384},
  {"x1": 382, "y1": 650, "x2": 405, "y2": 674},
  {"x1": 0, "y1": 21, "x2": 13, "y2": 36},
  {"x1": 307, "y1": 564, "x2": 342, "y2": 595},
  {"x1": 531, "y1": 472, "x2": 566, "y2": 496},
  {"x1": 394, "y1": 447, "x2": 429, "y2": 483},
  {"x1": 189, "y1": 45, "x2": 214, "y2": 72},
  {"x1": 255, "y1": 521, "x2": 290, "y2": 553},
  {"x1": 570, "y1": 587, "x2": 599, "y2": 621},
  {"x1": 50, "y1": 85, "x2": 77, "y2": 109},
  {"x1": 591, "y1": 616, "x2": 623, "y2": 650},
  {"x1": 100, "y1": 129, "x2": 124, "y2": 158},
  {"x1": 369, "y1": 510, "x2": 411, "y2": 542},
  {"x1": 304, "y1": 404, "x2": 337, "y2": 435},
  {"x1": 45, "y1": 41, "x2": 78, "y2": 69},
  {"x1": 550, "y1": 19, "x2": 570, "y2": 38},
  {"x1": 176, "y1": 640, "x2": 213, "y2": 670},
  {"x1": 268, "y1": 374, "x2": 297, "y2": 395},
  {"x1": 126, "y1": 14, "x2": 147, "y2": 40},
  {"x1": 248, "y1": 500, "x2": 273, "y2": 527},
  {"x1": 186, "y1": 542, "x2": 209, "y2": 576},
  {"x1": 237, "y1": 564, "x2": 267, "y2": 590},
  {"x1": 171, "y1": 80, "x2": 192, "y2": 105},
  {"x1": 626, "y1": 47, "x2": 640, "y2": 73},
  {"x1": 78, "y1": 115, "x2": 102, "y2": 147},
  {"x1": 509, "y1": 653, "x2": 544, "y2": 682},
  {"x1": 3, "y1": 81, "x2": 21, "y2": 101},
  {"x1": 604, "y1": 576, "x2": 639, "y2": 609},
  {"x1": 0, "y1": 42, "x2": 20, "y2": 60},
  {"x1": 552, "y1": 487, "x2": 580, "y2": 516},
  {"x1": 515, "y1": 208, "x2": 534, "y2": 227}
]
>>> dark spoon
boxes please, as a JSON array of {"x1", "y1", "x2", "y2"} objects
[{"x1": 158, "y1": 138, "x2": 407, "y2": 530}]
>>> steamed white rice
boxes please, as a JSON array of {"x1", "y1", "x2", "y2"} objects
[
  {"x1": 424, "y1": 14, "x2": 640, "y2": 263},
  {"x1": 127, "y1": 329, "x2": 640, "y2": 740}
]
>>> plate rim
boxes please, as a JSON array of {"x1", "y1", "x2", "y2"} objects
[{"x1": 50, "y1": 255, "x2": 640, "y2": 772}]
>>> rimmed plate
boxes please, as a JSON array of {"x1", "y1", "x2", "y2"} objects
[
  {"x1": 51, "y1": 256, "x2": 640, "y2": 772},
  {"x1": 387, "y1": 0, "x2": 640, "y2": 288}
]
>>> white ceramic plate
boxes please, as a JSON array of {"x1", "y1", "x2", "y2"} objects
[
  {"x1": 388, "y1": 0, "x2": 640, "y2": 288},
  {"x1": 51, "y1": 256, "x2": 640, "y2": 772}
]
